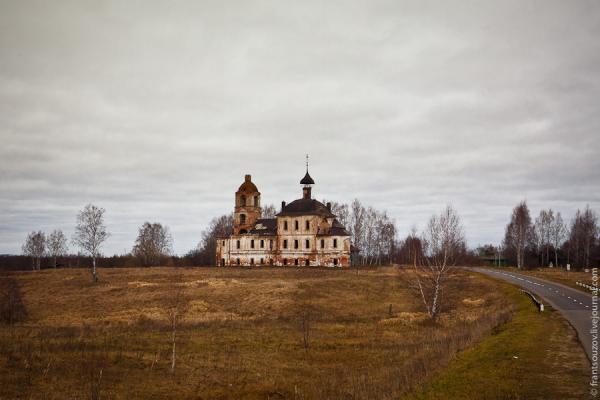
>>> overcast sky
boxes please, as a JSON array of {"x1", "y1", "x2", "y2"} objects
[{"x1": 1, "y1": 0, "x2": 599, "y2": 256}]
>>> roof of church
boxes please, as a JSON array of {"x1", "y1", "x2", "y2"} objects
[
  {"x1": 300, "y1": 171, "x2": 315, "y2": 185},
  {"x1": 249, "y1": 218, "x2": 277, "y2": 235},
  {"x1": 317, "y1": 218, "x2": 351, "y2": 236},
  {"x1": 277, "y1": 198, "x2": 335, "y2": 217},
  {"x1": 238, "y1": 180, "x2": 258, "y2": 193}
]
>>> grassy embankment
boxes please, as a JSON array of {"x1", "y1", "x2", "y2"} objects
[
  {"x1": 405, "y1": 277, "x2": 589, "y2": 400},
  {"x1": 0, "y1": 266, "x2": 590, "y2": 399}
]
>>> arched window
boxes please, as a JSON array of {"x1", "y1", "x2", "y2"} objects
[
  {"x1": 254, "y1": 195, "x2": 259, "y2": 207},
  {"x1": 240, "y1": 214, "x2": 246, "y2": 224}
]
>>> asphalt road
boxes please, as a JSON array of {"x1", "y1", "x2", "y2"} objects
[{"x1": 472, "y1": 267, "x2": 594, "y2": 362}]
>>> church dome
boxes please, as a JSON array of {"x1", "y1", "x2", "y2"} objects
[
  {"x1": 300, "y1": 171, "x2": 315, "y2": 185},
  {"x1": 238, "y1": 174, "x2": 259, "y2": 193},
  {"x1": 277, "y1": 198, "x2": 333, "y2": 217}
]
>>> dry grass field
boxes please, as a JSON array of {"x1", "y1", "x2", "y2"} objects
[{"x1": 0, "y1": 266, "x2": 589, "y2": 399}]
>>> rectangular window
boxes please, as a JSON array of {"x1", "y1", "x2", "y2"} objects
[
  {"x1": 320, "y1": 239, "x2": 325, "y2": 248},
  {"x1": 260, "y1": 240, "x2": 264, "y2": 248},
  {"x1": 236, "y1": 258, "x2": 240, "y2": 265},
  {"x1": 222, "y1": 240, "x2": 225, "y2": 246},
  {"x1": 295, "y1": 220, "x2": 299, "y2": 230},
  {"x1": 305, "y1": 259, "x2": 310, "y2": 266},
  {"x1": 333, "y1": 239, "x2": 338, "y2": 248},
  {"x1": 283, "y1": 258, "x2": 287, "y2": 266},
  {"x1": 251, "y1": 239, "x2": 255, "y2": 249},
  {"x1": 236, "y1": 240, "x2": 240, "y2": 249},
  {"x1": 333, "y1": 258, "x2": 338, "y2": 266},
  {"x1": 294, "y1": 240, "x2": 299, "y2": 249},
  {"x1": 250, "y1": 258, "x2": 254, "y2": 265},
  {"x1": 283, "y1": 239, "x2": 288, "y2": 249},
  {"x1": 305, "y1": 239, "x2": 310, "y2": 249},
  {"x1": 269, "y1": 240, "x2": 273, "y2": 249},
  {"x1": 260, "y1": 258, "x2": 264, "y2": 265},
  {"x1": 284, "y1": 221, "x2": 288, "y2": 230},
  {"x1": 305, "y1": 220, "x2": 310, "y2": 230},
  {"x1": 294, "y1": 258, "x2": 299, "y2": 266}
]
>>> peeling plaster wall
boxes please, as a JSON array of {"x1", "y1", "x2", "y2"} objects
[{"x1": 216, "y1": 234, "x2": 350, "y2": 267}]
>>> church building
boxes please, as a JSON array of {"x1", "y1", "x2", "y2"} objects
[{"x1": 216, "y1": 165, "x2": 352, "y2": 267}]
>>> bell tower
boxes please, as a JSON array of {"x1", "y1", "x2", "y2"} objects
[
  {"x1": 300, "y1": 154, "x2": 315, "y2": 199},
  {"x1": 234, "y1": 174, "x2": 261, "y2": 234}
]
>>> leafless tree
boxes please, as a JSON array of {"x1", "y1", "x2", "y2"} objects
[
  {"x1": 261, "y1": 204, "x2": 277, "y2": 218},
  {"x1": 503, "y1": 201, "x2": 534, "y2": 269},
  {"x1": 330, "y1": 201, "x2": 350, "y2": 229},
  {"x1": 132, "y1": 222, "x2": 173, "y2": 266},
  {"x1": 0, "y1": 276, "x2": 28, "y2": 324},
  {"x1": 72, "y1": 204, "x2": 109, "y2": 282},
  {"x1": 397, "y1": 226, "x2": 423, "y2": 266},
  {"x1": 47, "y1": 229, "x2": 68, "y2": 268},
  {"x1": 568, "y1": 206, "x2": 598, "y2": 269},
  {"x1": 550, "y1": 212, "x2": 567, "y2": 267},
  {"x1": 534, "y1": 209, "x2": 553, "y2": 267},
  {"x1": 22, "y1": 231, "x2": 46, "y2": 270},
  {"x1": 165, "y1": 269, "x2": 188, "y2": 374},
  {"x1": 333, "y1": 199, "x2": 396, "y2": 265},
  {"x1": 409, "y1": 205, "x2": 465, "y2": 319},
  {"x1": 195, "y1": 214, "x2": 234, "y2": 265},
  {"x1": 299, "y1": 306, "x2": 311, "y2": 351}
]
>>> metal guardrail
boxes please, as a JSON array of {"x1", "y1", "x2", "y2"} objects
[
  {"x1": 520, "y1": 289, "x2": 544, "y2": 312},
  {"x1": 576, "y1": 281, "x2": 597, "y2": 292}
]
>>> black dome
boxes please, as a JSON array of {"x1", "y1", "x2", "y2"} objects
[{"x1": 300, "y1": 171, "x2": 315, "y2": 185}]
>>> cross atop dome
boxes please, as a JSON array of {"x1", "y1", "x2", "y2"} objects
[{"x1": 300, "y1": 154, "x2": 315, "y2": 186}]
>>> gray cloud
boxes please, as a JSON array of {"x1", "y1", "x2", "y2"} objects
[{"x1": 1, "y1": 0, "x2": 599, "y2": 255}]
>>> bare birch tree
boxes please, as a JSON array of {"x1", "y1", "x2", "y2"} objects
[
  {"x1": 22, "y1": 231, "x2": 46, "y2": 270},
  {"x1": 503, "y1": 201, "x2": 534, "y2": 269},
  {"x1": 409, "y1": 205, "x2": 465, "y2": 319},
  {"x1": 261, "y1": 204, "x2": 277, "y2": 218},
  {"x1": 165, "y1": 269, "x2": 188, "y2": 374},
  {"x1": 550, "y1": 212, "x2": 567, "y2": 267},
  {"x1": 534, "y1": 209, "x2": 554, "y2": 266},
  {"x1": 47, "y1": 229, "x2": 68, "y2": 268},
  {"x1": 72, "y1": 204, "x2": 109, "y2": 282}
]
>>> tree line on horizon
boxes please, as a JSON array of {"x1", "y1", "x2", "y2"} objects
[{"x1": 7, "y1": 200, "x2": 600, "y2": 274}]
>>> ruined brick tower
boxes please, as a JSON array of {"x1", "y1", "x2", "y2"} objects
[{"x1": 233, "y1": 174, "x2": 261, "y2": 235}]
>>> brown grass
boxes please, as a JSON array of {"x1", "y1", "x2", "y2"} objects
[{"x1": 1, "y1": 267, "x2": 514, "y2": 399}]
